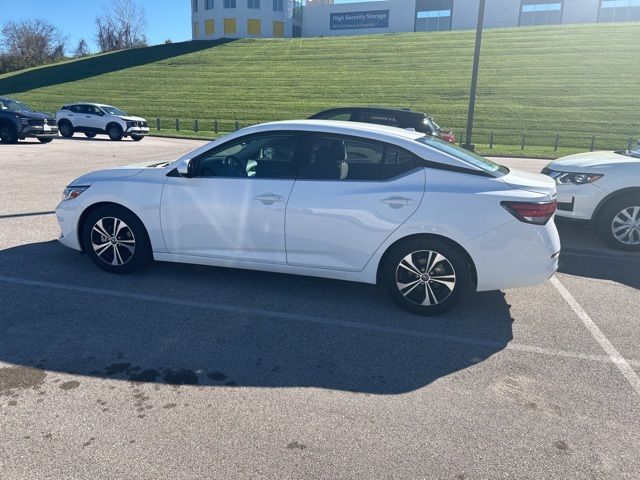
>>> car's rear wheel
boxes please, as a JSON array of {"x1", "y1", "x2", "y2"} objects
[
  {"x1": 0, "y1": 123, "x2": 18, "y2": 144},
  {"x1": 82, "y1": 205, "x2": 152, "y2": 273},
  {"x1": 108, "y1": 124, "x2": 123, "y2": 141},
  {"x1": 382, "y1": 238, "x2": 471, "y2": 315},
  {"x1": 84, "y1": 132, "x2": 97, "y2": 139},
  {"x1": 131, "y1": 134, "x2": 144, "y2": 142},
  {"x1": 58, "y1": 120, "x2": 74, "y2": 138},
  {"x1": 38, "y1": 138, "x2": 54, "y2": 143},
  {"x1": 596, "y1": 195, "x2": 640, "y2": 251}
]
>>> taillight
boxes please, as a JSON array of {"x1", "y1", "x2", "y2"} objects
[{"x1": 501, "y1": 200, "x2": 557, "y2": 225}]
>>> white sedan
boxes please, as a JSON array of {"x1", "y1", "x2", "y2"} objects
[
  {"x1": 543, "y1": 143, "x2": 640, "y2": 251},
  {"x1": 56, "y1": 120, "x2": 560, "y2": 315}
]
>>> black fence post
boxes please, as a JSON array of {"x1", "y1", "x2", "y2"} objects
[
  {"x1": 590, "y1": 135, "x2": 595, "y2": 152},
  {"x1": 194, "y1": 119, "x2": 199, "y2": 133},
  {"x1": 521, "y1": 133, "x2": 525, "y2": 150},
  {"x1": 489, "y1": 131, "x2": 494, "y2": 149},
  {"x1": 156, "y1": 118, "x2": 160, "y2": 131},
  {"x1": 214, "y1": 120, "x2": 219, "y2": 134},
  {"x1": 176, "y1": 118, "x2": 180, "y2": 132},
  {"x1": 554, "y1": 133, "x2": 560, "y2": 151},
  {"x1": 235, "y1": 120, "x2": 240, "y2": 131}
]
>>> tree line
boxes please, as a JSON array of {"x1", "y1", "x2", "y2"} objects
[{"x1": 0, "y1": 0, "x2": 148, "y2": 74}]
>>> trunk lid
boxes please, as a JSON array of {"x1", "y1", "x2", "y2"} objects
[{"x1": 499, "y1": 168, "x2": 557, "y2": 200}]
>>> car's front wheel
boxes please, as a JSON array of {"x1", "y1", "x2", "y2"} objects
[
  {"x1": 58, "y1": 121, "x2": 74, "y2": 138},
  {"x1": 382, "y1": 238, "x2": 471, "y2": 316},
  {"x1": 82, "y1": 205, "x2": 152, "y2": 273},
  {"x1": 596, "y1": 195, "x2": 640, "y2": 251},
  {"x1": 131, "y1": 134, "x2": 144, "y2": 142},
  {"x1": 107, "y1": 124, "x2": 123, "y2": 141}
]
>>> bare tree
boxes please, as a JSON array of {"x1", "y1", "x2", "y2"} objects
[
  {"x1": 74, "y1": 39, "x2": 90, "y2": 58},
  {"x1": 95, "y1": 0, "x2": 148, "y2": 53},
  {"x1": 0, "y1": 19, "x2": 67, "y2": 71}
]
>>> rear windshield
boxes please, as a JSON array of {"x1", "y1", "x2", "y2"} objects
[{"x1": 416, "y1": 136, "x2": 508, "y2": 175}]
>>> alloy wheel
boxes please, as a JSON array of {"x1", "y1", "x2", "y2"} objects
[
  {"x1": 395, "y1": 250, "x2": 456, "y2": 306},
  {"x1": 612, "y1": 206, "x2": 640, "y2": 246},
  {"x1": 91, "y1": 217, "x2": 136, "y2": 266}
]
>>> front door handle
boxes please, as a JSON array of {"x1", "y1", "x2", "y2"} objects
[
  {"x1": 380, "y1": 197, "x2": 415, "y2": 209},
  {"x1": 255, "y1": 193, "x2": 285, "y2": 205}
]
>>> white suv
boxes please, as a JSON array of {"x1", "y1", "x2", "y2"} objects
[
  {"x1": 55, "y1": 103, "x2": 149, "y2": 141},
  {"x1": 543, "y1": 142, "x2": 640, "y2": 251}
]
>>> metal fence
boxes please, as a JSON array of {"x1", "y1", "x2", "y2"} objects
[{"x1": 151, "y1": 117, "x2": 639, "y2": 152}]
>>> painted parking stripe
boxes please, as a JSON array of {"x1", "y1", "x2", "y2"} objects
[
  {"x1": 0, "y1": 274, "x2": 638, "y2": 369},
  {"x1": 551, "y1": 276, "x2": 640, "y2": 396},
  {"x1": 0, "y1": 211, "x2": 55, "y2": 220}
]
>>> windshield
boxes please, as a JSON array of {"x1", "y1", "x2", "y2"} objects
[
  {"x1": 627, "y1": 145, "x2": 640, "y2": 158},
  {"x1": 0, "y1": 99, "x2": 32, "y2": 113},
  {"x1": 416, "y1": 136, "x2": 508, "y2": 174},
  {"x1": 101, "y1": 106, "x2": 127, "y2": 116}
]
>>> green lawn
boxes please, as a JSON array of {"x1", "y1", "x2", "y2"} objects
[{"x1": 1, "y1": 23, "x2": 639, "y2": 152}]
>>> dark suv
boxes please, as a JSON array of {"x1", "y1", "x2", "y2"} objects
[
  {"x1": 309, "y1": 107, "x2": 456, "y2": 143},
  {"x1": 0, "y1": 97, "x2": 58, "y2": 144}
]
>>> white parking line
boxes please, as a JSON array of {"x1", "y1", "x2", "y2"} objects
[
  {"x1": 550, "y1": 276, "x2": 640, "y2": 396},
  {"x1": 0, "y1": 274, "x2": 639, "y2": 369}
]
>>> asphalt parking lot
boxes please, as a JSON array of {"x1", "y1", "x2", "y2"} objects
[{"x1": 1, "y1": 136, "x2": 639, "y2": 479}]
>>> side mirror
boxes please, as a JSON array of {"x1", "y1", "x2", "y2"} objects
[{"x1": 177, "y1": 158, "x2": 195, "y2": 177}]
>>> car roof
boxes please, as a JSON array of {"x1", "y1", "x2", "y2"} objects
[
  {"x1": 311, "y1": 107, "x2": 428, "y2": 119},
  {"x1": 64, "y1": 102, "x2": 113, "y2": 107}
]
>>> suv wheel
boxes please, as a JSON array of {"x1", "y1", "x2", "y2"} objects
[
  {"x1": 108, "y1": 124, "x2": 124, "y2": 141},
  {"x1": 0, "y1": 123, "x2": 18, "y2": 144},
  {"x1": 82, "y1": 205, "x2": 152, "y2": 273},
  {"x1": 38, "y1": 138, "x2": 54, "y2": 144},
  {"x1": 381, "y1": 238, "x2": 471, "y2": 316},
  {"x1": 130, "y1": 134, "x2": 144, "y2": 142},
  {"x1": 596, "y1": 195, "x2": 640, "y2": 251},
  {"x1": 84, "y1": 132, "x2": 97, "y2": 139},
  {"x1": 58, "y1": 120, "x2": 74, "y2": 138}
]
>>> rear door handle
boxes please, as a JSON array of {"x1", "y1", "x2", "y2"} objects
[
  {"x1": 255, "y1": 193, "x2": 285, "y2": 205},
  {"x1": 380, "y1": 197, "x2": 415, "y2": 208}
]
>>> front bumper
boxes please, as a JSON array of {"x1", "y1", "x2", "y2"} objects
[
  {"x1": 463, "y1": 219, "x2": 561, "y2": 292},
  {"x1": 56, "y1": 200, "x2": 83, "y2": 251},
  {"x1": 554, "y1": 183, "x2": 607, "y2": 221},
  {"x1": 20, "y1": 125, "x2": 59, "y2": 139},
  {"x1": 126, "y1": 126, "x2": 150, "y2": 136}
]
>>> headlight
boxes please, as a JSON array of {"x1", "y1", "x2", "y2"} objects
[
  {"x1": 62, "y1": 186, "x2": 89, "y2": 201},
  {"x1": 546, "y1": 171, "x2": 603, "y2": 185}
]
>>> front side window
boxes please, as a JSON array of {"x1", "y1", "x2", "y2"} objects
[
  {"x1": 357, "y1": 112, "x2": 401, "y2": 128},
  {"x1": 194, "y1": 133, "x2": 300, "y2": 179},
  {"x1": 0, "y1": 99, "x2": 31, "y2": 112},
  {"x1": 314, "y1": 110, "x2": 353, "y2": 121},
  {"x1": 300, "y1": 135, "x2": 417, "y2": 181}
]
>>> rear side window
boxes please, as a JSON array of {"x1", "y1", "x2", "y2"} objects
[
  {"x1": 299, "y1": 134, "x2": 417, "y2": 181},
  {"x1": 69, "y1": 105, "x2": 83, "y2": 113}
]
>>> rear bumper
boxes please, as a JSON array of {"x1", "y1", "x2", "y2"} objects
[{"x1": 463, "y1": 219, "x2": 560, "y2": 291}]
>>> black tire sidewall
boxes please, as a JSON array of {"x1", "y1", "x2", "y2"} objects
[
  {"x1": 82, "y1": 206, "x2": 152, "y2": 273},
  {"x1": 85, "y1": 133, "x2": 97, "y2": 139},
  {"x1": 38, "y1": 138, "x2": 53, "y2": 143},
  {"x1": 0, "y1": 124, "x2": 18, "y2": 144},
  {"x1": 382, "y1": 238, "x2": 470, "y2": 316},
  {"x1": 59, "y1": 121, "x2": 74, "y2": 138},
  {"x1": 596, "y1": 195, "x2": 640, "y2": 251},
  {"x1": 108, "y1": 124, "x2": 123, "y2": 141},
  {"x1": 131, "y1": 135, "x2": 144, "y2": 141}
]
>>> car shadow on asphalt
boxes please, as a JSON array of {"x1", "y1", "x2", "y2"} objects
[{"x1": 0, "y1": 240, "x2": 514, "y2": 394}]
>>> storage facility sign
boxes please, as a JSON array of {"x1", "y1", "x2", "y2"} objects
[{"x1": 330, "y1": 10, "x2": 390, "y2": 30}]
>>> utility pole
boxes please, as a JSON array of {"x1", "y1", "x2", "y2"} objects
[{"x1": 462, "y1": 0, "x2": 486, "y2": 152}]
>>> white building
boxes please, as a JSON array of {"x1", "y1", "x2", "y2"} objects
[{"x1": 190, "y1": 0, "x2": 640, "y2": 40}]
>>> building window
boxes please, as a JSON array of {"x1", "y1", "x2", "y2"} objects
[
  {"x1": 206, "y1": 0, "x2": 214, "y2": 9},
  {"x1": 415, "y1": 0, "x2": 453, "y2": 32},
  {"x1": 273, "y1": 0, "x2": 284, "y2": 11},
  {"x1": 224, "y1": 18, "x2": 237, "y2": 34},
  {"x1": 248, "y1": 19, "x2": 262, "y2": 35},
  {"x1": 224, "y1": 0, "x2": 236, "y2": 8},
  {"x1": 192, "y1": 0, "x2": 198, "y2": 13},
  {"x1": 205, "y1": 19, "x2": 215, "y2": 35},
  {"x1": 193, "y1": 21, "x2": 200, "y2": 38},
  {"x1": 248, "y1": 0, "x2": 260, "y2": 8},
  {"x1": 273, "y1": 21, "x2": 285, "y2": 37},
  {"x1": 599, "y1": 0, "x2": 640, "y2": 22},
  {"x1": 519, "y1": 1, "x2": 563, "y2": 26}
]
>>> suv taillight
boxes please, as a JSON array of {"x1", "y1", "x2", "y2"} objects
[{"x1": 501, "y1": 200, "x2": 557, "y2": 225}]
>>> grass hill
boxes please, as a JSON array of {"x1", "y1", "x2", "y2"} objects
[{"x1": 1, "y1": 23, "x2": 639, "y2": 151}]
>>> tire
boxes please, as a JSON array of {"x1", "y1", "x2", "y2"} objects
[
  {"x1": 84, "y1": 132, "x2": 97, "y2": 139},
  {"x1": 381, "y1": 238, "x2": 471, "y2": 316},
  {"x1": 38, "y1": 138, "x2": 54, "y2": 144},
  {"x1": 131, "y1": 134, "x2": 144, "y2": 142},
  {"x1": 58, "y1": 120, "x2": 74, "y2": 138},
  {"x1": 107, "y1": 124, "x2": 124, "y2": 141},
  {"x1": 596, "y1": 195, "x2": 640, "y2": 251},
  {"x1": 81, "y1": 205, "x2": 152, "y2": 274},
  {"x1": 0, "y1": 123, "x2": 18, "y2": 144}
]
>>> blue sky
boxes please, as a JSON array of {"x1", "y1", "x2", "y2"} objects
[{"x1": 1, "y1": 0, "x2": 192, "y2": 53}]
